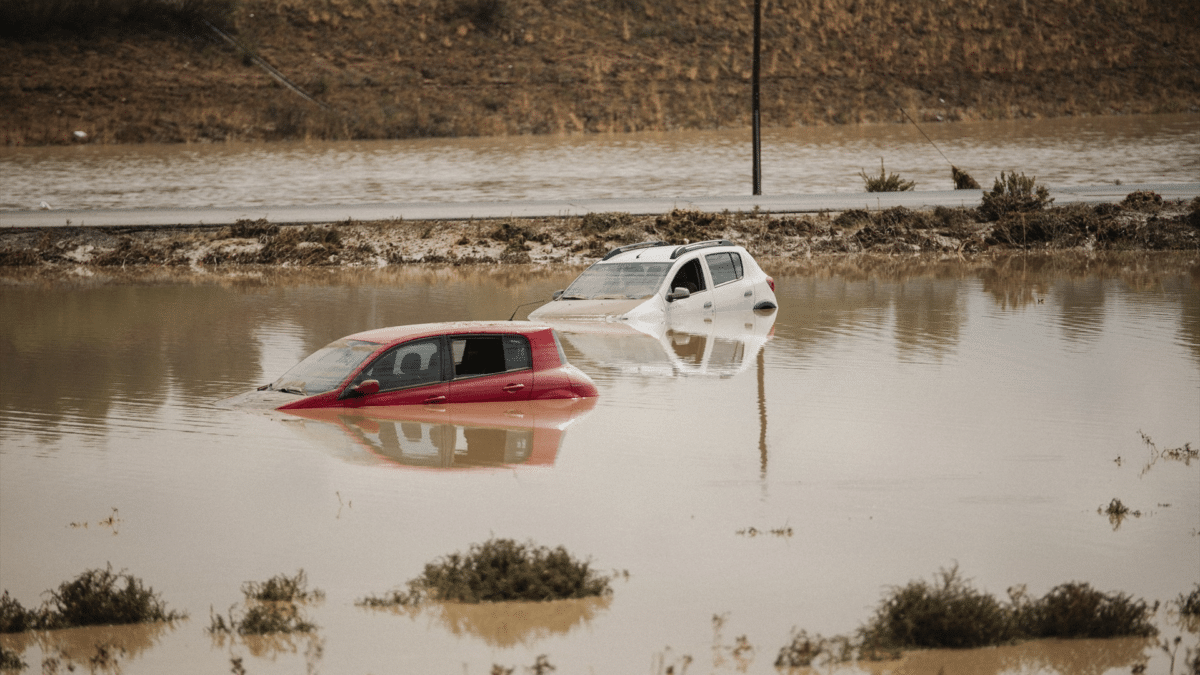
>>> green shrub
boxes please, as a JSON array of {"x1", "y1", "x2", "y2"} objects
[
  {"x1": 980, "y1": 171, "x2": 1053, "y2": 221},
  {"x1": 858, "y1": 565, "x2": 1013, "y2": 649},
  {"x1": 380, "y1": 538, "x2": 612, "y2": 604},
  {"x1": 43, "y1": 566, "x2": 184, "y2": 629},
  {"x1": 1015, "y1": 582, "x2": 1156, "y2": 639},
  {"x1": 859, "y1": 159, "x2": 915, "y2": 192},
  {"x1": 242, "y1": 570, "x2": 323, "y2": 603}
]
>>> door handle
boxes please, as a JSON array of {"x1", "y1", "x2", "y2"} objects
[
  {"x1": 503, "y1": 383, "x2": 526, "y2": 393},
  {"x1": 744, "y1": 290, "x2": 753, "y2": 297},
  {"x1": 423, "y1": 395, "x2": 447, "y2": 404},
  {"x1": 703, "y1": 302, "x2": 713, "y2": 309}
]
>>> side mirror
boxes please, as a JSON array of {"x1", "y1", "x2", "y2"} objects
[
  {"x1": 552, "y1": 289, "x2": 565, "y2": 301},
  {"x1": 350, "y1": 379, "x2": 380, "y2": 396},
  {"x1": 666, "y1": 287, "x2": 691, "y2": 302}
]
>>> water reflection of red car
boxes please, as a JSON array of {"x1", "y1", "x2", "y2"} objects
[
  {"x1": 282, "y1": 398, "x2": 597, "y2": 469},
  {"x1": 227, "y1": 321, "x2": 599, "y2": 410}
]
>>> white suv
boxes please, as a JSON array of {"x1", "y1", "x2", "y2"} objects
[{"x1": 529, "y1": 239, "x2": 777, "y2": 322}]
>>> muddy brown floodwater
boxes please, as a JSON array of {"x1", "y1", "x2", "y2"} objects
[
  {"x1": 1, "y1": 254, "x2": 1197, "y2": 674},
  {"x1": 2, "y1": 113, "x2": 1198, "y2": 211}
]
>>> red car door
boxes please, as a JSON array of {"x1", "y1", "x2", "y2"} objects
[
  {"x1": 341, "y1": 337, "x2": 449, "y2": 407},
  {"x1": 447, "y1": 334, "x2": 534, "y2": 403}
]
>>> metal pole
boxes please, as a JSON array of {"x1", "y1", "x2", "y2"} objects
[{"x1": 752, "y1": 0, "x2": 762, "y2": 195}]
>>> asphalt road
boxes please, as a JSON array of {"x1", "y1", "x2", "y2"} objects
[{"x1": 1, "y1": 183, "x2": 1196, "y2": 228}]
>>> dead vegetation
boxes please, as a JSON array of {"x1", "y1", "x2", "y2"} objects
[
  {"x1": 2, "y1": 192, "x2": 1195, "y2": 272},
  {"x1": 3, "y1": 0, "x2": 1199, "y2": 145}
]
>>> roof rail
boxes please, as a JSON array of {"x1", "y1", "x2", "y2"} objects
[
  {"x1": 601, "y1": 240, "x2": 670, "y2": 261},
  {"x1": 669, "y1": 239, "x2": 736, "y2": 259}
]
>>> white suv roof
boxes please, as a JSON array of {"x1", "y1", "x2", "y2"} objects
[{"x1": 598, "y1": 239, "x2": 742, "y2": 263}]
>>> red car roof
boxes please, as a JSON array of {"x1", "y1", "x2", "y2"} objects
[{"x1": 344, "y1": 320, "x2": 551, "y2": 345}]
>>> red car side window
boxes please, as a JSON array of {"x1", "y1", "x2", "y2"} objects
[{"x1": 451, "y1": 335, "x2": 532, "y2": 379}]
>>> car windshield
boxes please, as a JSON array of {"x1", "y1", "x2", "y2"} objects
[
  {"x1": 561, "y1": 262, "x2": 672, "y2": 300},
  {"x1": 269, "y1": 339, "x2": 380, "y2": 395}
]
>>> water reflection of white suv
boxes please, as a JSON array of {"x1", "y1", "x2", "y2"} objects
[{"x1": 528, "y1": 240, "x2": 777, "y2": 322}]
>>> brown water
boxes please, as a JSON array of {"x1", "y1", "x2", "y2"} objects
[
  {"x1": 1, "y1": 257, "x2": 1197, "y2": 674},
  {"x1": 1, "y1": 114, "x2": 1198, "y2": 210}
]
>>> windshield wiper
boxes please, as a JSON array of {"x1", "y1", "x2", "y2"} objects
[
  {"x1": 560, "y1": 295, "x2": 588, "y2": 300},
  {"x1": 277, "y1": 387, "x2": 306, "y2": 395}
]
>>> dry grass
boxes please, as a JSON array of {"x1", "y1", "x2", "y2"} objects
[{"x1": 2, "y1": 0, "x2": 1197, "y2": 144}]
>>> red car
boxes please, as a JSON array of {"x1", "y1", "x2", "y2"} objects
[{"x1": 240, "y1": 321, "x2": 598, "y2": 410}]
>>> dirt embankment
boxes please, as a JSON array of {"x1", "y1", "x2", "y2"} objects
[
  {"x1": 2, "y1": 0, "x2": 1198, "y2": 146},
  {"x1": 1, "y1": 192, "x2": 1196, "y2": 271}
]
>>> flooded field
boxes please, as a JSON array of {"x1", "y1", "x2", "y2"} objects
[
  {"x1": 1, "y1": 255, "x2": 1198, "y2": 674},
  {"x1": 2, "y1": 113, "x2": 1198, "y2": 211}
]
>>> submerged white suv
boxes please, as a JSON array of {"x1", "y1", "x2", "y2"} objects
[{"x1": 528, "y1": 239, "x2": 777, "y2": 322}]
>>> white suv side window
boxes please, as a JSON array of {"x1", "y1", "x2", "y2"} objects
[{"x1": 705, "y1": 252, "x2": 743, "y2": 286}]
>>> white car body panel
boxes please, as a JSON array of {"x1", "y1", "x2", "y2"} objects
[{"x1": 528, "y1": 240, "x2": 776, "y2": 323}]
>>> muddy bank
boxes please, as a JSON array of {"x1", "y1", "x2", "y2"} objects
[
  {"x1": 1, "y1": 194, "x2": 1197, "y2": 272},
  {"x1": 2, "y1": 0, "x2": 1198, "y2": 145}
]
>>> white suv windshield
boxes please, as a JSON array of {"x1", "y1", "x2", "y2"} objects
[
  {"x1": 561, "y1": 262, "x2": 672, "y2": 300},
  {"x1": 271, "y1": 339, "x2": 379, "y2": 395}
]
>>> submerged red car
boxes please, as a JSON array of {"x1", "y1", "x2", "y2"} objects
[{"x1": 235, "y1": 321, "x2": 598, "y2": 410}]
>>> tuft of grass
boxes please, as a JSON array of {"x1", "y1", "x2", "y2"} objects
[
  {"x1": 1176, "y1": 584, "x2": 1200, "y2": 616},
  {"x1": 1014, "y1": 582, "x2": 1157, "y2": 639},
  {"x1": 859, "y1": 159, "x2": 915, "y2": 192},
  {"x1": 952, "y1": 166, "x2": 981, "y2": 189},
  {"x1": 775, "y1": 629, "x2": 854, "y2": 667},
  {"x1": 227, "y1": 218, "x2": 279, "y2": 241},
  {"x1": 242, "y1": 570, "x2": 323, "y2": 603},
  {"x1": 42, "y1": 565, "x2": 185, "y2": 629},
  {"x1": 858, "y1": 564, "x2": 1013, "y2": 650},
  {"x1": 0, "y1": 646, "x2": 25, "y2": 671},
  {"x1": 580, "y1": 212, "x2": 634, "y2": 237},
  {"x1": 208, "y1": 603, "x2": 316, "y2": 636},
  {"x1": 1120, "y1": 190, "x2": 1163, "y2": 212},
  {"x1": 980, "y1": 171, "x2": 1053, "y2": 221},
  {"x1": 361, "y1": 538, "x2": 612, "y2": 606}
]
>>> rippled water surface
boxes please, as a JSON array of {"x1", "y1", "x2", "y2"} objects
[
  {"x1": 1, "y1": 114, "x2": 1198, "y2": 210},
  {"x1": 1, "y1": 256, "x2": 1198, "y2": 674}
]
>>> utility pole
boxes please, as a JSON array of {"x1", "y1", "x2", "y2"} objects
[{"x1": 751, "y1": 0, "x2": 762, "y2": 195}]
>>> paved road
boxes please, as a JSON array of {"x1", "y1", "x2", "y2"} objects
[{"x1": 1, "y1": 183, "x2": 1196, "y2": 228}]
